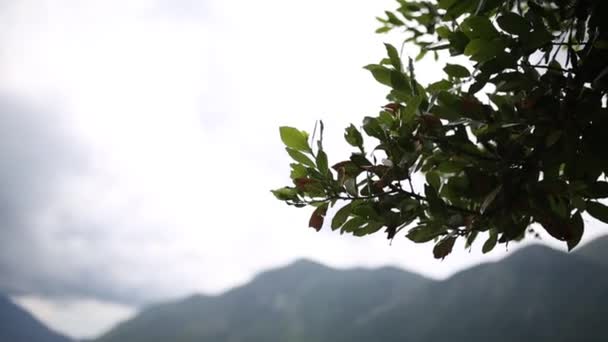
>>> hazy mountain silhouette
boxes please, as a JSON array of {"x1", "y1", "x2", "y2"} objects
[
  {"x1": 0, "y1": 294, "x2": 71, "y2": 342},
  {"x1": 93, "y1": 237, "x2": 608, "y2": 342},
  {"x1": 576, "y1": 235, "x2": 608, "y2": 268},
  {"x1": 95, "y1": 259, "x2": 429, "y2": 342},
  {"x1": 349, "y1": 244, "x2": 608, "y2": 342}
]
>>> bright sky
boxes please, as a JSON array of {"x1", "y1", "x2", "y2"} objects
[{"x1": 0, "y1": 0, "x2": 605, "y2": 339}]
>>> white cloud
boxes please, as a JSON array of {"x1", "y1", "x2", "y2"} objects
[
  {"x1": 14, "y1": 295, "x2": 136, "y2": 339},
  {"x1": 0, "y1": 0, "x2": 606, "y2": 339}
]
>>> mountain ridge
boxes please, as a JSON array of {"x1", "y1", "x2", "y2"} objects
[{"x1": 94, "y1": 236, "x2": 608, "y2": 342}]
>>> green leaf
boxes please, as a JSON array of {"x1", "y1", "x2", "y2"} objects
[
  {"x1": 286, "y1": 148, "x2": 315, "y2": 167},
  {"x1": 522, "y1": 28, "x2": 553, "y2": 50},
  {"x1": 271, "y1": 187, "x2": 298, "y2": 201},
  {"x1": 497, "y1": 13, "x2": 531, "y2": 36},
  {"x1": 331, "y1": 203, "x2": 353, "y2": 230},
  {"x1": 385, "y1": 11, "x2": 404, "y2": 25},
  {"x1": 464, "y1": 38, "x2": 484, "y2": 56},
  {"x1": 586, "y1": 201, "x2": 608, "y2": 224},
  {"x1": 436, "y1": 26, "x2": 451, "y2": 39},
  {"x1": 465, "y1": 231, "x2": 479, "y2": 249},
  {"x1": 465, "y1": 38, "x2": 505, "y2": 62},
  {"x1": 444, "y1": 0, "x2": 475, "y2": 20},
  {"x1": 589, "y1": 182, "x2": 608, "y2": 199},
  {"x1": 342, "y1": 216, "x2": 366, "y2": 233},
  {"x1": 385, "y1": 43, "x2": 401, "y2": 70},
  {"x1": 390, "y1": 70, "x2": 411, "y2": 92},
  {"x1": 448, "y1": 31, "x2": 470, "y2": 55},
  {"x1": 290, "y1": 163, "x2": 307, "y2": 180},
  {"x1": 443, "y1": 64, "x2": 471, "y2": 78},
  {"x1": 433, "y1": 236, "x2": 456, "y2": 259},
  {"x1": 362, "y1": 117, "x2": 385, "y2": 139},
  {"x1": 364, "y1": 64, "x2": 392, "y2": 87},
  {"x1": 461, "y1": 16, "x2": 499, "y2": 40},
  {"x1": 567, "y1": 212, "x2": 584, "y2": 251},
  {"x1": 355, "y1": 221, "x2": 385, "y2": 236},
  {"x1": 280, "y1": 127, "x2": 310, "y2": 152},
  {"x1": 401, "y1": 96, "x2": 422, "y2": 123},
  {"x1": 426, "y1": 171, "x2": 441, "y2": 190},
  {"x1": 427, "y1": 80, "x2": 453, "y2": 93},
  {"x1": 407, "y1": 224, "x2": 446, "y2": 243},
  {"x1": 316, "y1": 150, "x2": 329, "y2": 176},
  {"x1": 482, "y1": 229, "x2": 498, "y2": 253},
  {"x1": 344, "y1": 124, "x2": 363, "y2": 149}
]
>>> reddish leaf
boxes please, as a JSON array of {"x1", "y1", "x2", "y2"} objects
[
  {"x1": 462, "y1": 96, "x2": 482, "y2": 112},
  {"x1": 433, "y1": 236, "x2": 456, "y2": 259},
  {"x1": 420, "y1": 113, "x2": 443, "y2": 130},
  {"x1": 383, "y1": 103, "x2": 400, "y2": 114},
  {"x1": 309, "y1": 204, "x2": 328, "y2": 231},
  {"x1": 294, "y1": 177, "x2": 317, "y2": 191}
]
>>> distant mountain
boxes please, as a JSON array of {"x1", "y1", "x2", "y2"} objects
[
  {"x1": 576, "y1": 235, "x2": 608, "y2": 268},
  {"x1": 0, "y1": 295, "x2": 71, "y2": 342},
  {"x1": 95, "y1": 238, "x2": 608, "y2": 342},
  {"x1": 350, "y1": 244, "x2": 608, "y2": 342},
  {"x1": 95, "y1": 259, "x2": 430, "y2": 342}
]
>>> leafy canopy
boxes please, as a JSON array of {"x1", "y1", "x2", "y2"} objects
[{"x1": 273, "y1": 0, "x2": 608, "y2": 258}]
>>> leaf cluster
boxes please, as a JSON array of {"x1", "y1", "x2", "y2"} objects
[{"x1": 273, "y1": 0, "x2": 608, "y2": 258}]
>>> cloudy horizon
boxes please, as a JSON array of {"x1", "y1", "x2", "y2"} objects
[{"x1": 1, "y1": 0, "x2": 605, "y2": 339}]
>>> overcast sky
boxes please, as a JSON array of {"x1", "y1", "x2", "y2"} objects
[{"x1": 0, "y1": 0, "x2": 605, "y2": 339}]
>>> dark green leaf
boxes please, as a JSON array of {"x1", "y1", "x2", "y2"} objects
[
  {"x1": 461, "y1": 16, "x2": 498, "y2": 40},
  {"x1": 465, "y1": 231, "x2": 479, "y2": 249},
  {"x1": 316, "y1": 150, "x2": 329, "y2": 176},
  {"x1": 362, "y1": 117, "x2": 385, "y2": 139},
  {"x1": 427, "y1": 80, "x2": 453, "y2": 93},
  {"x1": 286, "y1": 148, "x2": 315, "y2": 167},
  {"x1": 497, "y1": 13, "x2": 531, "y2": 36},
  {"x1": 354, "y1": 221, "x2": 385, "y2": 236},
  {"x1": 407, "y1": 224, "x2": 446, "y2": 243},
  {"x1": 331, "y1": 203, "x2": 352, "y2": 230},
  {"x1": 342, "y1": 216, "x2": 366, "y2": 233},
  {"x1": 364, "y1": 64, "x2": 392, "y2": 87},
  {"x1": 444, "y1": 64, "x2": 471, "y2": 78},
  {"x1": 587, "y1": 201, "x2": 608, "y2": 224},
  {"x1": 385, "y1": 43, "x2": 401, "y2": 70},
  {"x1": 482, "y1": 229, "x2": 498, "y2": 253},
  {"x1": 465, "y1": 39, "x2": 506, "y2": 62},
  {"x1": 426, "y1": 171, "x2": 441, "y2": 190},
  {"x1": 589, "y1": 182, "x2": 608, "y2": 199},
  {"x1": 385, "y1": 11, "x2": 404, "y2": 25},
  {"x1": 568, "y1": 212, "x2": 584, "y2": 251}
]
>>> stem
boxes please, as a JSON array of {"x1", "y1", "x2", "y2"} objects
[
  {"x1": 303, "y1": 187, "x2": 480, "y2": 216},
  {"x1": 531, "y1": 65, "x2": 573, "y2": 73}
]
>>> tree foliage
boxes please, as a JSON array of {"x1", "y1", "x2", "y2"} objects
[{"x1": 273, "y1": 0, "x2": 608, "y2": 258}]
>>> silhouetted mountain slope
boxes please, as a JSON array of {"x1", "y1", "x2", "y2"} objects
[
  {"x1": 95, "y1": 259, "x2": 430, "y2": 342},
  {"x1": 0, "y1": 295, "x2": 71, "y2": 342},
  {"x1": 576, "y1": 235, "x2": 608, "y2": 268},
  {"x1": 350, "y1": 244, "x2": 608, "y2": 342},
  {"x1": 95, "y1": 243, "x2": 608, "y2": 342}
]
